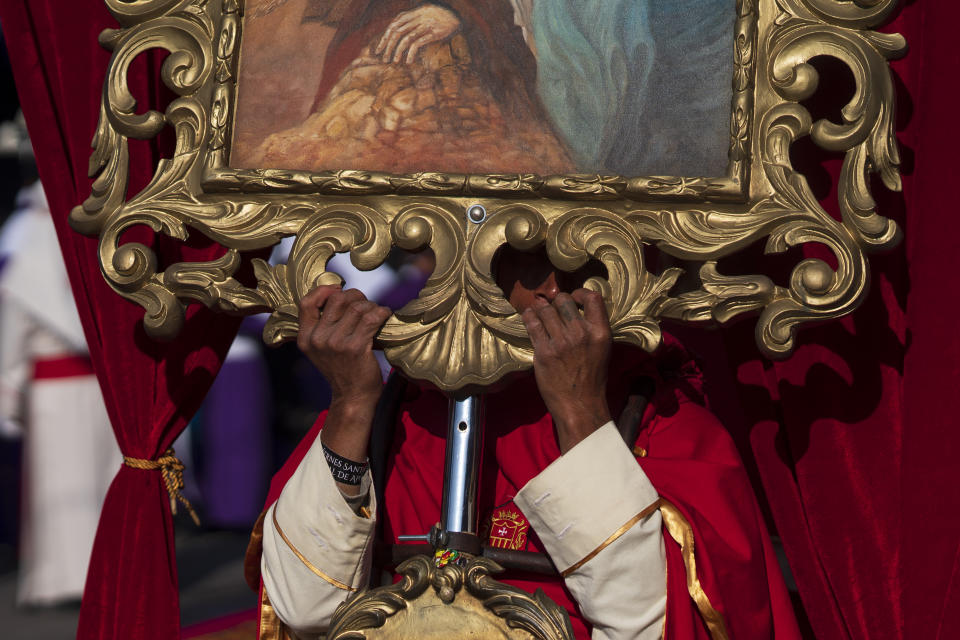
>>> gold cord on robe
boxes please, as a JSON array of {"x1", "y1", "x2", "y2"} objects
[
  {"x1": 659, "y1": 500, "x2": 731, "y2": 640},
  {"x1": 259, "y1": 589, "x2": 294, "y2": 640}
]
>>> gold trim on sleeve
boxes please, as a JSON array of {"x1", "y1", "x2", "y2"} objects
[
  {"x1": 271, "y1": 507, "x2": 357, "y2": 592},
  {"x1": 560, "y1": 498, "x2": 663, "y2": 578},
  {"x1": 659, "y1": 500, "x2": 731, "y2": 640}
]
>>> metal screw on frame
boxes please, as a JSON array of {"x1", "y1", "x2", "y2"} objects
[{"x1": 467, "y1": 204, "x2": 486, "y2": 224}]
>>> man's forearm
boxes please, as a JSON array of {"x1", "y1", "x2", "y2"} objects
[{"x1": 320, "y1": 395, "x2": 379, "y2": 496}]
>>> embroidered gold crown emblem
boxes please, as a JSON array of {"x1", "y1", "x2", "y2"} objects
[{"x1": 488, "y1": 507, "x2": 529, "y2": 551}]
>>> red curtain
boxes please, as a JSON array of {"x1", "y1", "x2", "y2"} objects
[
  {"x1": 673, "y1": 4, "x2": 960, "y2": 639},
  {"x1": 896, "y1": 5, "x2": 960, "y2": 638},
  {"x1": 1, "y1": 1, "x2": 956, "y2": 639},
  {"x1": 0, "y1": 2, "x2": 241, "y2": 638}
]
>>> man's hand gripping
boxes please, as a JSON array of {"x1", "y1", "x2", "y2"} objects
[{"x1": 521, "y1": 289, "x2": 613, "y2": 454}]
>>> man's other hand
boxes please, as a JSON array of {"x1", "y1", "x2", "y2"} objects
[
  {"x1": 297, "y1": 285, "x2": 392, "y2": 468},
  {"x1": 521, "y1": 289, "x2": 613, "y2": 454}
]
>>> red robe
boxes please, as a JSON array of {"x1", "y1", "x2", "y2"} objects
[{"x1": 256, "y1": 342, "x2": 801, "y2": 639}]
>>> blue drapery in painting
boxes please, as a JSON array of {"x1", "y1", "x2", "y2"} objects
[{"x1": 532, "y1": 0, "x2": 733, "y2": 176}]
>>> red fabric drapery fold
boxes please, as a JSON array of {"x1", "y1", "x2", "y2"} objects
[
  {"x1": 1, "y1": 1, "x2": 957, "y2": 639},
  {"x1": 673, "y1": 5, "x2": 960, "y2": 639},
  {"x1": 0, "y1": 2, "x2": 241, "y2": 638},
  {"x1": 898, "y1": 4, "x2": 960, "y2": 638}
]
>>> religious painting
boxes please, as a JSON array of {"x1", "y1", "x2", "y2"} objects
[{"x1": 231, "y1": 0, "x2": 736, "y2": 177}]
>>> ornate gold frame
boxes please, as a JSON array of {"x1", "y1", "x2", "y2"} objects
[{"x1": 73, "y1": 0, "x2": 905, "y2": 392}]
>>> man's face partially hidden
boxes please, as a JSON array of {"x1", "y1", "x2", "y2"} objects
[{"x1": 494, "y1": 245, "x2": 603, "y2": 313}]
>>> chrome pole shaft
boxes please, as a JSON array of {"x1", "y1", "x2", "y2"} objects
[{"x1": 440, "y1": 395, "x2": 483, "y2": 534}]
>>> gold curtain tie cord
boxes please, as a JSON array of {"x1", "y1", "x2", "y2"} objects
[{"x1": 123, "y1": 448, "x2": 201, "y2": 526}]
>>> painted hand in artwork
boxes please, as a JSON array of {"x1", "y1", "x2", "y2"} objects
[
  {"x1": 297, "y1": 285, "x2": 392, "y2": 472},
  {"x1": 521, "y1": 289, "x2": 614, "y2": 454},
  {"x1": 375, "y1": 4, "x2": 461, "y2": 64}
]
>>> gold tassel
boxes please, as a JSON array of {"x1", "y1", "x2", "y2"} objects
[{"x1": 123, "y1": 448, "x2": 201, "y2": 526}]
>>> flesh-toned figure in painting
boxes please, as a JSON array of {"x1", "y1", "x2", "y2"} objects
[{"x1": 251, "y1": 0, "x2": 574, "y2": 174}]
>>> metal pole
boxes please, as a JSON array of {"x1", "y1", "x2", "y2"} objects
[{"x1": 440, "y1": 395, "x2": 483, "y2": 535}]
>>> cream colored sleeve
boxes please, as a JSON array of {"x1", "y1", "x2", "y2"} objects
[
  {"x1": 514, "y1": 422, "x2": 666, "y2": 640},
  {"x1": 261, "y1": 437, "x2": 376, "y2": 638}
]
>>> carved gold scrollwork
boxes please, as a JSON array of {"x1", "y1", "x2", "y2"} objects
[
  {"x1": 549, "y1": 211, "x2": 683, "y2": 352},
  {"x1": 464, "y1": 558, "x2": 574, "y2": 640},
  {"x1": 785, "y1": 0, "x2": 900, "y2": 28},
  {"x1": 750, "y1": 104, "x2": 872, "y2": 356},
  {"x1": 769, "y1": 0, "x2": 906, "y2": 249},
  {"x1": 327, "y1": 555, "x2": 574, "y2": 640},
  {"x1": 467, "y1": 204, "x2": 548, "y2": 343},
  {"x1": 73, "y1": 0, "x2": 906, "y2": 390},
  {"x1": 379, "y1": 203, "x2": 533, "y2": 390}
]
